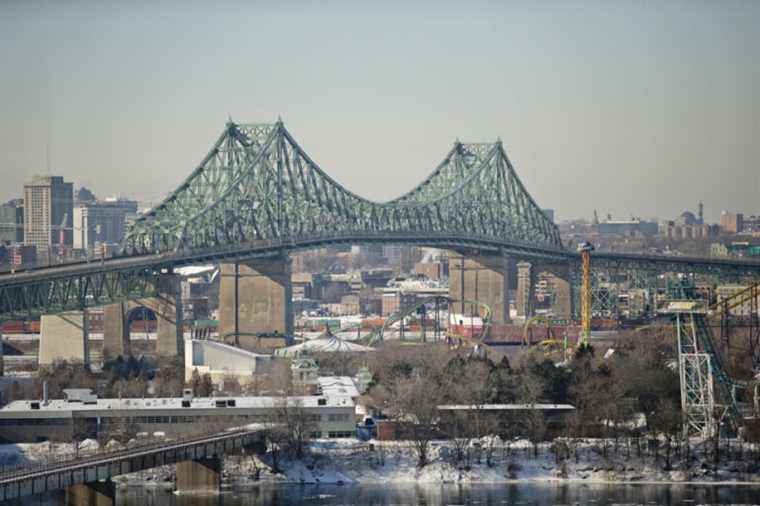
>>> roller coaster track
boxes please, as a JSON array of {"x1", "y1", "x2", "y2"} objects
[
  {"x1": 711, "y1": 282, "x2": 760, "y2": 316},
  {"x1": 665, "y1": 292, "x2": 752, "y2": 434},
  {"x1": 360, "y1": 296, "x2": 492, "y2": 347},
  {"x1": 683, "y1": 312, "x2": 743, "y2": 424}
]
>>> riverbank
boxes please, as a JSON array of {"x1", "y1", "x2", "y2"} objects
[
  {"x1": 221, "y1": 437, "x2": 760, "y2": 487},
  {"x1": 3, "y1": 436, "x2": 760, "y2": 489}
]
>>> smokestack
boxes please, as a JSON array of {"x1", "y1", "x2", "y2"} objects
[{"x1": 43, "y1": 381, "x2": 49, "y2": 405}]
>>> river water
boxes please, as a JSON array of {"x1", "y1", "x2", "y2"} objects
[{"x1": 115, "y1": 483, "x2": 760, "y2": 506}]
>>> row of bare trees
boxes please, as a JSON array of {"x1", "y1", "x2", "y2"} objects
[{"x1": 355, "y1": 329, "x2": 693, "y2": 469}]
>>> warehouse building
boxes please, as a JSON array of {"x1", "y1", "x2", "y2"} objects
[{"x1": 0, "y1": 388, "x2": 356, "y2": 443}]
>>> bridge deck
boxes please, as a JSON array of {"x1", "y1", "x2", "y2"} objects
[
  {"x1": 2, "y1": 238, "x2": 760, "y2": 288},
  {"x1": 0, "y1": 233, "x2": 571, "y2": 287},
  {"x1": 0, "y1": 428, "x2": 264, "y2": 501},
  {"x1": 1, "y1": 234, "x2": 759, "y2": 322}
]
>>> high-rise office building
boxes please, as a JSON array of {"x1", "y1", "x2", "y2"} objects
[
  {"x1": 23, "y1": 176, "x2": 74, "y2": 250},
  {"x1": 0, "y1": 199, "x2": 24, "y2": 245},
  {"x1": 73, "y1": 198, "x2": 138, "y2": 250},
  {"x1": 720, "y1": 212, "x2": 744, "y2": 234}
]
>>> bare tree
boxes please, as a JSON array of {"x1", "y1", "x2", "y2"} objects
[
  {"x1": 649, "y1": 398, "x2": 681, "y2": 470},
  {"x1": 189, "y1": 368, "x2": 214, "y2": 396},
  {"x1": 444, "y1": 359, "x2": 497, "y2": 465},
  {"x1": 274, "y1": 398, "x2": 317, "y2": 460},
  {"x1": 441, "y1": 409, "x2": 472, "y2": 467},
  {"x1": 517, "y1": 371, "x2": 547, "y2": 457},
  {"x1": 220, "y1": 374, "x2": 242, "y2": 395},
  {"x1": 37, "y1": 360, "x2": 98, "y2": 399},
  {"x1": 312, "y1": 351, "x2": 361, "y2": 377},
  {"x1": 389, "y1": 372, "x2": 443, "y2": 468},
  {"x1": 110, "y1": 376, "x2": 149, "y2": 398},
  {"x1": 263, "y1": 410, "x2": 289, "y2": 473},
  {"x1": 152, "y1": 360, "x2": 185, "y2": 397}
]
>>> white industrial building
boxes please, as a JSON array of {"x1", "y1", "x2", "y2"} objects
[
  {"x1": 0, "y1": 388, "x2": 356, "y2": 443},
  {"x1": 184, "y1": 339, "x2": 271, "y2": 384}
]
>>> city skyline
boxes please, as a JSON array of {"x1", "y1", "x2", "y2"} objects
[{"x1": 1, "y1": 1, "x2": 759, "y2": 223}]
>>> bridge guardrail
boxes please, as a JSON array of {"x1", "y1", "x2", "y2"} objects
[{"x1": 0, "y1": 427, "x2": 262, "y2": 482}]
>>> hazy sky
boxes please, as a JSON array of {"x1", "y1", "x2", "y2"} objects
[{"x1": 1, "y1": 0, "x2": 758, "y2": 222}]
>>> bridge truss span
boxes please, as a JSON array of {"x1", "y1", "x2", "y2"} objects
[
  {"x1": 3, "y1": 119, "x2": 760, "y2": 323},
  {"x1": 124, "y1": 120, "x2": 562, "y2": 256}
]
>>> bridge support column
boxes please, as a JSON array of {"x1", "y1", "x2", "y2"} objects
[
  {"x1": 449, "y1": 252, "x2": 510, "y2": 325},
  {"x1": 103, "y1": 302, "x2": 130, "y2": 361},
  {"x1": 176, "y1": 458, "x2": 221, "y2": 494},
  {"x1": 39, "y1": 311, "x2": 89, "y2": 367},
  {"x1": 153, "y1": 273, "x2": 183, "y2": 359},
  {"x1": 552, "y1": 275, "x2": 572, "y2": 319},
  {"x1": 64, "y1": 480, "x2": 115, "y2": 506},
  {"x1": 219, "y1": 256, "x2": 293, "y2": 348},
  {"x1": 516, "y1": 261, "x2": 537, "y2": 319},
  {"x1": 0, "y1": 326, "x2": 4, "y2": 376},
  {"x1": 101, "y1": 275, "x2": 184, "y2": 362},
  {"x1": 537, "y1": 264, "x2": 572, "y2": 319}
]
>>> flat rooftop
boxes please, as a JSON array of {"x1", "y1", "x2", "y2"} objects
[
  {"x1": 0, "y1": 394, "x2": 355, "y2": 415},
  {"x1": 437, "y1": 403, "x2": 574, "y2": 411}
]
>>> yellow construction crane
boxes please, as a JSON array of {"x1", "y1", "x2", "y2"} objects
[{"x1": 577, "y1": 241, "x2": 595, "y2": 345}]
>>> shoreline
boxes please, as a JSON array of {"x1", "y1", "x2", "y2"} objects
[
  {"x1": 224, "y1": 478, "x2": 760, "y2": 487},
  {"x1": 8, "y1": 438, "x2": 760, "y2": 489}
]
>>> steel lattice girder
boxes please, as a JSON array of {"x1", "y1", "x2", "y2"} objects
[
  {"x1": 586, "y1": 253, "x2": 760, "y2": 279},
  {"x1": 0, "y1": 235, "x2": 568, "y2": 321},
  {"x1": 3, "y1": 120, "x2": 760, "y2": 322},
  {"x1": 0, "y1": 266, "x2": 161, "y2": 320},
  {"x1": 123, "y1": 121, "x2": 562, "y2": 255}
]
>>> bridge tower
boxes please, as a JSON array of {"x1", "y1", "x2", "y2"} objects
[
  {"x1": 219, "y1": 255, "x2": 293, "y2": 350},
  {"x1": 449, "y1": 252, "x2": 511, "y2": 329}
]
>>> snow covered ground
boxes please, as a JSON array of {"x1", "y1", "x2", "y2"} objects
[
  {"x1": 226, "y1": 437, "x2": 760, "y2": 487},
  {"x1": 4, "y1": 436, "x2": 760, "y2": 488}
]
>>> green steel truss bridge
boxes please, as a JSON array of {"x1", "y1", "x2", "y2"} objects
[{"x1": 1, "y1": 120, "x2": 760, "y2": 321}]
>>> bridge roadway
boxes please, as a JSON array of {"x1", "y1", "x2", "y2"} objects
[
  {"x1": 0, "y1": 427, "x2": 264, "y2": 501},
  {"x1": 2, "y1": 233, "x2": 760, "y2": 288},
  {"x1": 1, "y1": 233, "x2": 759, "y2": 324},
  {"x1": 0, "y1": 232, "x2": 572, "y2": 293}
]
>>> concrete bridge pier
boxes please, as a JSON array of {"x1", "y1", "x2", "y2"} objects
[
  {"x1": 38, "y1": 310, "x2": 91, "y2": 368},
  {"x1": 64, "y1": 480, "x2": 115, "y2": 506},
  {"x1": 219, "y1": 256, "x2": 293, "y2": 349},
  {"x1": 176, "y1": 458, "x2": 221, "y2": 494},
  {"x1": 515, "y1": 261, "x2": 538, "y2": 319},
  {"x1": 551, "y1": 274, "x2": 573, "y2": 318},
  {"x1": 39, "y1": 273, "x2": 184, "y2": 366},
  {"x1": 449, "y1": 252, "x2": 511, "y2": 326},
  {"x1": 538, "y1": 263, "x2": 573, "y2": 319},
  {"x1": 155, "y1": 272, "x2": 184, "y2": 359},
  {"x1": 514, "y1": 262, "x2": 574, "y2": 320},
  {"x1": 516, "y1": 261, "x2": 536, "y2": 319},
  {"x1": 100, "y1": 273, "x2": 184, "y2": 361},
  {"x1": 102, "y1": 302, "x2": 130, "y2": 360}
]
